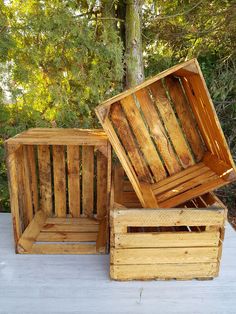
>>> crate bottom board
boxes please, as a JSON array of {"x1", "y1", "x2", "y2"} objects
[
  {"x1": 110, "y1": 263, "x2": 219, "y2": 281},
  {"x1": 17, "y1": 210, "x2": 108, "y2": 254}
]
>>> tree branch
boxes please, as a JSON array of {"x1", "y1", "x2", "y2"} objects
[{"x1": 154, "y1": 1, "x2": 203, "y2": 20}]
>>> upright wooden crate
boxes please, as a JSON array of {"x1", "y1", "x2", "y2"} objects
[
  {"x1": 5, "y1": 128, "x2": 111, "y2": 254},
  {"x1": 96, "y1": 58, "x2": 236, "y2": 208},
  {"x1": 110, "y1": 194, "x2": 227, "y2": 281}
]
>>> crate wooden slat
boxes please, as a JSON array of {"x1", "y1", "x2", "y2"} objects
[
  {"x1": 110, "y1": 193, "x2": 227, "y2": 281},
  {"x1": 96, "y1": 59, "x2": 236, "y2": 208},
  {"x1": 5, "y1": 128, "x2": 111, "y2": 254}
]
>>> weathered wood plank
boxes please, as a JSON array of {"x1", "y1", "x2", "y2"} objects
[
  {"x1": 45, "y1": 217, "x2": 99, "y2": 225},
  {"x1": 37, "y1": 145, "x2": 52, "y2": 215},
  {"x1": 159, "y1": 177, "x2": 225, "y2": 208},
  {"x1": 18, "y1": 210, "x2": 48, "y2": 253},
  {"x1": 26, "y1": 145, "x2": 39, "y2": 213},
  {"x1": 111, "y1": 208, "x2": 225, "y2": 231},
  {"x1": 149, "y1": 80, "x2": 195, "y2": 168},
  {"x1": 110, "y1": 263, "x2": 218, "y2": 280},
  {"x1": 53, "y1": 145, "x2": 66, "y2": 217},
  {"x1": 82, "y1": 146, "x2": 94, "y2": 217},
  {"x1": 165, "y1": 76, "x2": 205, "y2": 161},
  {"x1": 41, "y1": 223, "x2": 99, "y2": 233},
  {"x1": 96, "y1": 148, "x2": 108, "y2": 219},
  {"x1": 67, "y1": 145, "x2": 80, "y2": 217},
  {"x1": 120, "y1": 95, "x2": 167, "y2": 181},
  {"x1": 22, "y1": 146, "x2": 34, "y2": 223},
  {"x1": 37, "y1": 232, "x2": 98, "y2": 242},
  {"x1": 110, "y1": 103, "x2": 153, "y2": 182},
  {"x1": 110, "y1": 247, "x2": 219, "y2": 264},
  {"x1": 5, "y1": 144, "x2": 22, "y2": 246},
  {"x1": 135, "y1": 88, "x2": 182, "y2": 175},
  {"x1": 30, "y1": 243, "x2": 97, "y2": 254},
  {"x1": 113, "y1": 231, "x2": 220, "y2": 248}
]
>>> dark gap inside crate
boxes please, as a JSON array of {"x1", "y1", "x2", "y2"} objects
[{"x1": 127, "y1": 226, "x2": 206, "y2": 233}]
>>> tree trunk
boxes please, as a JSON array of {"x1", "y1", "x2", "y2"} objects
[{"x1": 125, "y1": 0, "x2": 144, "y2": 88}]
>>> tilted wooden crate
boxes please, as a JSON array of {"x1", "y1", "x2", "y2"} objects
[
  {"x1": 96, "y1": 58, "x2": 236, "y2": 208},
  {"x1": 110, "y1": 193, "x2": 227, "y2": 281},
  {"x1": 5, "y1": 128, "x2": 111, "y2": 254}
]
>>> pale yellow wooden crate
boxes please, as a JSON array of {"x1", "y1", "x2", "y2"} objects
[{"x1": 110, "y1": 193, "x2": 227, "y2": 281}]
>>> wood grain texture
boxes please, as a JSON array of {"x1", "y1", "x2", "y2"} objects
[
  {"x1": 53, "y1": 145, "x2": 66, "y2": 217},
  {"x1": 113, "y1": 231, "x2": 220, "y2": 248},
  {"x1": 149, "y1": 80, "x2": 195, "y2": 168},
  {"x1": 96, "y1": 148, "x2": 108, "y2": 219},
  {"x1": 120, "y1": 95, "x2": 167, "y2": 182},
  {"x1": 26, "y1": 145, "x2": 39, "y2": 213},
  {"x1": 165, "y1": 76, "x2": 205, "y2": 162},
  {"x1": 110, "y1": 263, "x2": 218, "y2": 281},
  {"x1": 110, "y1": 247, "x2": 219, "y2": 264},
  {"x1": 37, "y1": 145, "x2": 52, "y2": 215},
  {"x1": 18, "y1": 210, "x2": 48, "y2": 253},
  {"x1": 82, "y1": 146, "x2": 94, "y2": 217},
  {"x1": 67, "y1": 145, "x2": 80, "y2": 217},
  {"x1": 5, "y1": 144, "x2": 22, "y2": 246},
  {"x1": 135, "y1": 88, "x2": 181, "y2": 175},
  {"x1": 110, "y1": 103, "x2": 152, "y2": 183}
]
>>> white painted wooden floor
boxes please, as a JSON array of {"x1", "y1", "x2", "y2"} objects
[{"x1": 0, "y1": 213, "x2": 235, "y2": 314}]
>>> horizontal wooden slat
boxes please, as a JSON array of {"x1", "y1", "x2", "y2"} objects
[
  {"x1": 45, "y1": 217, "x2": 99, "y2": 225},
  {"x1": 159, "y1": 177, "x2": 225, "y2": 208},
  {"x1": 152, "y1": 164, "x2": 212, "y2": 196},
  {"x1": 110, "y1": 263, "x2": 218, "y2": 280},
  {"x1": 111, "y1": 208, "x2": 225, "y2": 233},
  {"x1": 113, "y1": 231, "x2": 220, "y2": 248},
  {"x1": 6, "y1": 129, "x2": 108, "y2": 146},
  {"x1": 30, "y1": 243, "x2": 97, "y2": 254},
  {"x1": 37, "y1": 232, "x2": 98, "y2": 242},
  {"x1": 156, "y1": 170, "x2": 218, "y2": 203},
  {"x1": 42, "y1": 223, "x2": 99, "y2": 233},
  {"x1": 110, "y1": 247, "x2": 219, "y2": 264}
]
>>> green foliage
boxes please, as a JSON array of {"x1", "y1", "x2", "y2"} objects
[{"x1": 0, "y1": 0, "x2": 235, "y2": 212}]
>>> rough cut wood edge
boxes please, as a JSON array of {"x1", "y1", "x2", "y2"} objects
[
  {"x1": 110, "y1": 263, "x2": 219, "y2": 281},
  {"x1": 96, "y1": 59, "x2": 196, "y2": 109},
  {"x1": 5, "y1": 143, "x2": 22, "y2": 250},
  {"x1": 17, "y1": 210, "x2": 48, "y2": 253}
]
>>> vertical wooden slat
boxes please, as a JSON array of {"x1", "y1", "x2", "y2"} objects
[
  {"x1": 5, "y1": 144, "x2": 22, "y2": 247},
  {"x1": 165, "y1": 76, "x2": 205, "y2": 162},
  {"x1": 38, "y1": 145, "x2": 52, "y2": 215},
  {"x1": 16, "y1": 146, "x2": 27, "y2": 230},
  {"x1": 120, "y1": 95, "x2": 167, "y2": 182},
  {"x1": 110, "y1": 103, "x2": 153, "y2": 183},
  {"x1": 53, "y1": 145, "x2": 66, "y2": 217},
  {"x1": 96, "y1": 147, "x2": 108, "y2": 219},
  {"x1": 181, "y1": 77, "x2": 219, "y2": 158},
  {"x1": 135, "y1": 88, "x2": 182, "y2": 175},
  {"x1": 67, "y1": 145, "x2": 80, "y2": 217},
  {"x1": 26, "y1": 145, "x2": 39, "y2": 213},
  {"x1": 113, "y1": 163, "x2": 124, "y2": 205},
  {"x1": 149, "y1": 80, "x2": 195, "y2": 168},
  {"x1": 22, "y1": 146, "x2": 34, "y2": 223},
  {"x1": 82, "y1": 146, "x2": 94, "y2": 217}
]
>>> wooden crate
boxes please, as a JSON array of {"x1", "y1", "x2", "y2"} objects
[
  {"x1": 96, "y1": 58, "x2": 236, "y2": 208},
  {"x1": 110, "y1": 194, "x2": 227, "y2": 281},
  {"x1": 5, "y1": 128, "x2": 111, "y2": 254}
]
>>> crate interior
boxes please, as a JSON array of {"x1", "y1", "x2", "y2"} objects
[
  {"x1": 6, "y1": 129, "x2": 110, "y2": 254},
  {"x1": 97, "y1": 59, "x2": 236, "y2": 208}
]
